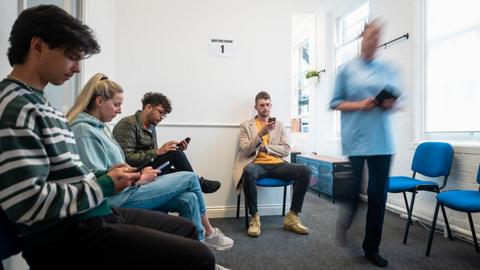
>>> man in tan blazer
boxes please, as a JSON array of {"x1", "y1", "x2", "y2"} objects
[{"x1": 233, "y1": 91, "x2": 311, "y2": 237}]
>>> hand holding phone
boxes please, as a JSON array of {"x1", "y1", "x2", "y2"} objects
[
  {"x1": 267, "y1": 117, "x2": 276, "y2": 130},
  {"x1": 177, "y1": 137, "x2": 191, "y2": 150}
]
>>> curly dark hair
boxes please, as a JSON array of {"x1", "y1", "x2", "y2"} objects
[
  {"x1": 7, "y1": 5, "x2": 100, "y2": 66},
  {"x1": 141, "y1": 92, "x2": 172, "y2": 114}
]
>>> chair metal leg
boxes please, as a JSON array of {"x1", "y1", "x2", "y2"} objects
[
  {"x1": 403, "y1": 191, "x2": 416, "y2": 244},
  {"x1": 426, "y1": 202, "x2": 441, "y2": 256},
  {"x1": 244, "y1": 193, "x2": 249, "y2": 230},
  {"x1": 282, "y1": 185, "x2": 287, "y2": 216},
  {"x1": 440, "y1": 204, "x2": 453, "y2": 240},
  {"x1": 467, "y1": 212, "x2": 479, "y2": 252},
  {"x1": 402, "y1": 191, "x2": 412, "y2": 225},
  {"x1": 236, "y1": 193, "x2": 241, "y2": 219}
]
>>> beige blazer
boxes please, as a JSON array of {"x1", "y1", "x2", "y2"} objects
[{"x1": 232, "y1": 118, "x2": 290, "y2": 192}]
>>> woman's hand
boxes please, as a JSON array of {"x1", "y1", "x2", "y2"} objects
[{"x1": 135, "y1": 166, "x2": 161, "y2": 185}]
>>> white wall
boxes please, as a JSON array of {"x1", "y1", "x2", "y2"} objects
[
  {"x1": 82, "y1": 0, "x2": 118, "y2": 82},
  {"x1": 82, "y1": 0, "x2": 330, "y2": 217}
]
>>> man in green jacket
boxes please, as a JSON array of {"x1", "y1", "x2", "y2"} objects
[
  {"x1": 113, "y1": 92, "x2": 221, "y2": 193},
  {"x1": 0, "y1": 5, "x2": 214, "y2": 269}
]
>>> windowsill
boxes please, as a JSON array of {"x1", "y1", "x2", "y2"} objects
[{"x1": 413, "y1": 141, "x2": 480, "y2": 155}]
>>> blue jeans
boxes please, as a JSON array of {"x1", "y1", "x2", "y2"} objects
[{"x1": 107, "y1": 171, "x2": 207, "y2": 240}]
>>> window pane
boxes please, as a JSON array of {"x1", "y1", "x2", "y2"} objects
[
  {"x1": 333, "y1": 2, "x2": 369, "y2": 136},
  {"x1": 425, "y1": 0, "x2": 480, "y2": 132},
  {"x1": 292, "y1": 39, "x2": 311, "y2": 133}
]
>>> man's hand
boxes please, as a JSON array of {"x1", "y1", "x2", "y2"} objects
[
  {"x1": 258, "y1": 121, "x2": 276, "y2": 138},
  {"x1": 259, "y1": 144, "x2": 267, "y2": 153},
  {"x1": 156, "y1": 141, "x2": 179, "y2": 156},
  {"x1": 178, "y1": 139, "x2": 189, "y2": 151},
  {"x1": 107, "y1": 164, "x2": 141, "y2": 192},
  {"x1": 135, "y1": 166, "x2": 161, "y2": 185}
]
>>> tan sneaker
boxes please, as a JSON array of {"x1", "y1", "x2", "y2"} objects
[
  {"x1": 247, "y1": 213, "x2": 261, "y2": 237},
  {"x1": 283, "y1": 211, "x2": 309, "y2": 235}
]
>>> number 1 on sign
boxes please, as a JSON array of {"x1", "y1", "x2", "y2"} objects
[{"x1": 220, "y1": 45, "x2": 224, "y2": 54}]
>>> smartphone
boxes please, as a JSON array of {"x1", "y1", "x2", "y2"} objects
[
  {"x1": 176, "y1": 137, "x2": 191, "y2": 147},
  {"x1": 156, "y1": 161, "x2": 170, "y2": 170},
  {"x1": 268, "y1": 117, "x2": 276, "y2": 124}
]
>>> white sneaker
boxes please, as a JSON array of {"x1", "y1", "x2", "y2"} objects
[
  {"x1": 204, "y1": 227, "x2": 234, "y2": 251},
  {"x1": 215, "y1": 264, "x2": 231, "y2": 270}
]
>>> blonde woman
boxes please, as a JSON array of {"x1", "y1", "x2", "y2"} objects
[{"x1": 66, "y1": 73, "x2": 233, "y2": 252}]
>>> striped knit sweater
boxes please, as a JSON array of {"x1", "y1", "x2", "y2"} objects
[{"x1": 0, "y1": 78, "x2": 114, "y2": 236}]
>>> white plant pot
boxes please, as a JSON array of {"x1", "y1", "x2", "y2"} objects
[{"x1": 307, "y1": 76, "x2": 319, "y2": 86}]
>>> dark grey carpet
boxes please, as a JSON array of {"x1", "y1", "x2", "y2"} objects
[{"x1": 210, "y1": 191, "x2": 480, "y2": 270}]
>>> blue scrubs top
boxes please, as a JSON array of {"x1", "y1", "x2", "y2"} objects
[{"x1": 329, "y1": 57, "x2": 401, "y2": 157}]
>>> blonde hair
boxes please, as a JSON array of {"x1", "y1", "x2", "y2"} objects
[{"x1": 66, "y1": 73, "x2": 123, "y2": 123}]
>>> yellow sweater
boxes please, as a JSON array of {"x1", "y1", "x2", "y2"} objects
[{"x1": 254, "y1": 118, "x2": 284, "y2": 164}]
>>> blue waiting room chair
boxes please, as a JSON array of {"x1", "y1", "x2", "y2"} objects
[
  {"x1": 425, "y1": 165, "x2": 480, "y2": 256},
  {"x1": 388, "y1": 142, "x2": 454, "y2": 244},
  {"x1": 0, "y1": 209, "x2": 22, "y2": 270},
  {"x1": 236, "y1": 178, "x2": 293, "y2": 229}
]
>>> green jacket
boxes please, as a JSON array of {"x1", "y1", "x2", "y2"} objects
[{"x1": 112, "y1": 110, "x2": 158, "y2": 167}]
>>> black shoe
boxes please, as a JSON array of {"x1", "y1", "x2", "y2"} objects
[
  {"x1": 365, "y1": 254, "x2": 388, "y2": 268},
  {"x1": 200, "y1": 177, "x2": 221, "y2": 193}
]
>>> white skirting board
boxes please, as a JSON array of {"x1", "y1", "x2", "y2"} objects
[{"x1": 206, "y1": 203, "x2": 292, "y2": 219}]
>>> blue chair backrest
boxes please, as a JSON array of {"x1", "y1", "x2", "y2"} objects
[
  {"x1": 0, "y1": 209, "x2": 21, "y2": 262},
  {"x1": 477, "y1": 165, "x2": 480, "y2": 185},
  {"x1": 411, "y1": 142, "x2": 454, "y2": 178}
]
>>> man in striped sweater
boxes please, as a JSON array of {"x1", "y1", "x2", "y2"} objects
[{"x1": 0, "y1": 5, "x2": 215, "y2": 269}]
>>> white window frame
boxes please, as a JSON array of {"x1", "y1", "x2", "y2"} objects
[{"x1": 331, "y1": 2, "x2": 370, "y2": 138}]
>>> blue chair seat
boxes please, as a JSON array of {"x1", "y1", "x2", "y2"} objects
[
  {"x1": 388, "y1": 176, "x2": 439, "y2": 193},
  {"x1": 256, "y1": 178, "x2": 293, "y2": 187},
  {"x1": 236, "y1": 177, "x2": 294, "y2": 230},
  {"x1": 437, "y1": 190, "x2": 480, "y2": 212},
  {"x1": 426, "y1": 164, "x2": 480, "y2": 256}
]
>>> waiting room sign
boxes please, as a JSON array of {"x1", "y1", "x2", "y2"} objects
[{"x1": 209, "y1": 38, "x2": 235, "y2": 57}]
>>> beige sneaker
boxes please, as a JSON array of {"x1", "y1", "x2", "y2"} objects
[
  {"x1": 283, "y1": 211, "x2": 309, "y2": 235},
  {"x1": 247, "y1": 213, "x2": 261, "y2": 237}
]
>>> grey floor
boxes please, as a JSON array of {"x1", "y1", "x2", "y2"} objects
[{"x1": 210, "y1": 191, "x2": 480, "y2": 270}]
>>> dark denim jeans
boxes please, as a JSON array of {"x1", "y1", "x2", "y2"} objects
[
  {"x1": 242, "y1": 162, "x2": 311, "y2": 216},
  {"x1": 345, "y1": 155, "x2": 392, "y2": 255},
  {"x1": 156, "y1": 149, "x2": 194, "y2": 174}
]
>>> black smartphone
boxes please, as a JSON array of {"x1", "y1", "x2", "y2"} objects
[
  {"x1": 268, "y1": 117, "x2": 276, "y2": 124},
  {"x1": 177, "y1": 137, "x2": 191, "y2": 147},
  {"x1": 156, "y1": 161, "x2": 170, "y2": 170},
  {"x1": 375, "y1": 89, "x2": 398, "y2": 104}
]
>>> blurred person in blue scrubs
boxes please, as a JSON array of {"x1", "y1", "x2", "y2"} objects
[{"x1": 329, "y1": 19, "x2": 401, "y2": 268}]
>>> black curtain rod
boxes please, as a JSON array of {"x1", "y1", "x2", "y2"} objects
[{"x1": 378, "y1": 33, "x2": 409, "y2": 49}]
